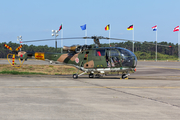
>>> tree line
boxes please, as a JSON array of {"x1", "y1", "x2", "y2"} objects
[
  {"x1": 0, "y1": 41, "x2": 179, "y2": 59},
  {"x1": 101, "y1": 41, "x2": 178, "y2": 57}
]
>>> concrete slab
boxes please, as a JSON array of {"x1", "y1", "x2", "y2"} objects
[
  {"x1": 0, "y1": 61, "x2": 180, "y2": 119},
  {"x1": 0, "y1": 74, "x2": 180, "y2": 119}
]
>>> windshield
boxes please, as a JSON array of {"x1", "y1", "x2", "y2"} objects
[
  {"x1": 117, "y1": 48, "x2": 137, "y2": 67},
  {"x1": 118, "y1": 48, "x2": 135, "y2": 57}
]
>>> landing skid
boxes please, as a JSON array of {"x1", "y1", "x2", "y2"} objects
[{"x1": 72, "y1": 70, "x2": 130, "y2": 79}]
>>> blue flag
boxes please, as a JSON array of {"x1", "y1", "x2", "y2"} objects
[{"x1": 80, "y1": 24, "x2": 86, "y2": 30}]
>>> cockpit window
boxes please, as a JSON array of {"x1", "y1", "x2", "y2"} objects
[
  {"x1": 96, "y1": 50, "x2": 105, "y2": 56},
  {"x1": 116, "y1": 48, "x2": 137, "y2": 67},
  {"x1": 118, "y1": 49, "x2": 131, "y2": 56}
]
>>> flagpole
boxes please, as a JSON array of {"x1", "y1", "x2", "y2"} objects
[
  {"x1": 109, "y1": 29, "x2": 110, "y2": 46},
  {"x1": 178, "y1": 31, "x2": 180, "y2": 62},
  {"x1": 132, "y1": 25, "x2": 134, "y2": 53},
  {"x1": 61, "y1": 23, "x2": 63, "y2": 53},
  {"x1": 156, "y1": 30, "x2": 157, "y2": 61},
  {"x1": 85, "y1": 28, "x2": 87, "y2": 45}
]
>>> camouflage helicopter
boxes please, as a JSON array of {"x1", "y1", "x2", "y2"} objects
[{"x1": 4, "y1": 36, "x2": 170, "y2": 79}]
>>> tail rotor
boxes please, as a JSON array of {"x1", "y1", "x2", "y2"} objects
[{"x1": 4, "y1": 44, "x2": 25, "y2": 68}]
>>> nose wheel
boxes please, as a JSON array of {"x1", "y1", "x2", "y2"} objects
[
  {"x1": 122, "y1": 74, "x2": 127, "y2": 79},
  {"x1": 121, "y1": 71, "x2": 130, "y2": 79}
]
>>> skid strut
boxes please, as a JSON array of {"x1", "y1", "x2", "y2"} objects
[{"x1": 73, "y1": 71, "x2": 87, "y2": 79}]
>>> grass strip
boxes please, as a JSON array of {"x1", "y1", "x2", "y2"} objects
[{"x1": 0, "y1": 70, "x2": 46, "y2": 75}]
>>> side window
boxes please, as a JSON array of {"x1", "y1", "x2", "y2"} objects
[
  {"x1": 96, "y1": 50, "x2": 105, "y2": 56},
  {"x1": 109, "y1": 49, "x2": 121, "y2": 67},
  {"x1": 110, "y1": 49, "x2": 119, "y2": 56}
]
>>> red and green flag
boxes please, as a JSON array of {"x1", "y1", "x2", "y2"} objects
[{"x1": 59, "y1": 24, "x2": 62, "y2": 31}]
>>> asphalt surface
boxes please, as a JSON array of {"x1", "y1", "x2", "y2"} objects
[{"x1": 0, "y1": 60, "x2": 180, "y2": 119}]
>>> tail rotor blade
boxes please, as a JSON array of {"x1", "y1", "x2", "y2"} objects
[
  {"x1": 15, "y1": 45, "x2": 23, "y2": 51},
  {"x1": 12, "y1": 54, "x2": 15, "y2": 66},
  {"x1": 4, "y1": 44, "x2": 12, "y2": 51}
]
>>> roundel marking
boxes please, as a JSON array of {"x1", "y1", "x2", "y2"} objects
[{"x1": 75, "y1": 57, "x2": 79, "y2": 63}]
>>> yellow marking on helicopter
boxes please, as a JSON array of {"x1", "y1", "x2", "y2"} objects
[{"x1": 97, "y1": 65, "x2": 103, "y2": 67}]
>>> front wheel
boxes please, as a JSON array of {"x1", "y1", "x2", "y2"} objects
[{"x1": 122, "y1": 74, "x2": 127, "y2": 79}]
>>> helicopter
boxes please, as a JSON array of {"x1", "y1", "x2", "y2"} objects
[{"x1": 4, "y1": 36, "x2": 171, "y2": 79}]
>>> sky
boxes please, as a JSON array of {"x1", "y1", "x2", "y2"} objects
[{"x1": 0, "y1": 0, "x2": 180, "y2": 48}]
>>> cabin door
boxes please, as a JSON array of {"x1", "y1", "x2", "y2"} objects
[{"x1": 106, "y1": 49, "x2": 121, "y2": 67}]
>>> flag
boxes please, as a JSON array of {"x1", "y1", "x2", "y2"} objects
[
  {"x1": 173, "y1": 26, "x2": 179, "y2": 32},
  {"x1": 105, "y1": 24, "x2": 110, "y2": 31},
  {"x1": 152, "y1": 25, "x2": 157, "y2": 31},
  {"x1": 59, "y1": 24, "x2": 62, "y2": 31},
  {"x1": 127, "y1": 25, "x2": 133, "y2": 30},
  {"x1": 80, "y1": 24, "x2": 86, "y2": 30}
]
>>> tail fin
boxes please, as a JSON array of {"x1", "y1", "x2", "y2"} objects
[{"x1": 18, "y1": 51, "x2": 27, "y2": 60}]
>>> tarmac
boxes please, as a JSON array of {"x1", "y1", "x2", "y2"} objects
[{"x1": 0, "y1": 60, "x2": 180, "y2": 119}]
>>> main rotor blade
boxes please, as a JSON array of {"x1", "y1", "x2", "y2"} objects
[
  {"x1": 4, "y1": 44, "x2": 13, "y2": 51},
  {"x1": 20, "y1": 35, "x2": 172, "y2": 48},
  {"x1": 21, "y1": 37, "x2": 84, "y2": 43},
  {"x1": 21, "y1": 36, "x2": 107, "y2": 43},
  {"x1": 107, "y1": 37, "x2": 172, "y2": 48}
]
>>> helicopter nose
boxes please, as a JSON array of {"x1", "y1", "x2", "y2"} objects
[{"x1": 133, "y1": 56, "x2": 137, "y2": 67}]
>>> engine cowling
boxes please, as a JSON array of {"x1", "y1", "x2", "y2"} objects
[{"x1": 63, "y1": 45, "x2": 92, "y2": 53}]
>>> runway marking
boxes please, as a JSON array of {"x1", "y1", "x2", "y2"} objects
[
  {"x1": 131, "y1": 76, "x2": 180, "y2": 79},
  {"x1": 0, "y1": 86, "x2": 180, "y2": 89},
  {"x1": 143, "y1": 66, "x2": 180, "y2": 70},
  {"x1": 76, "y1": 80, "x2": 180, "y2": 109}
]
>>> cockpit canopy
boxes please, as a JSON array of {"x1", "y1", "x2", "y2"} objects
[
  {"x1": 95, "y1": 47, "x2": 137, "y2": 68},
  {"x1": 117, "y1": 47, "x2": 137, "y2": 67}
]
